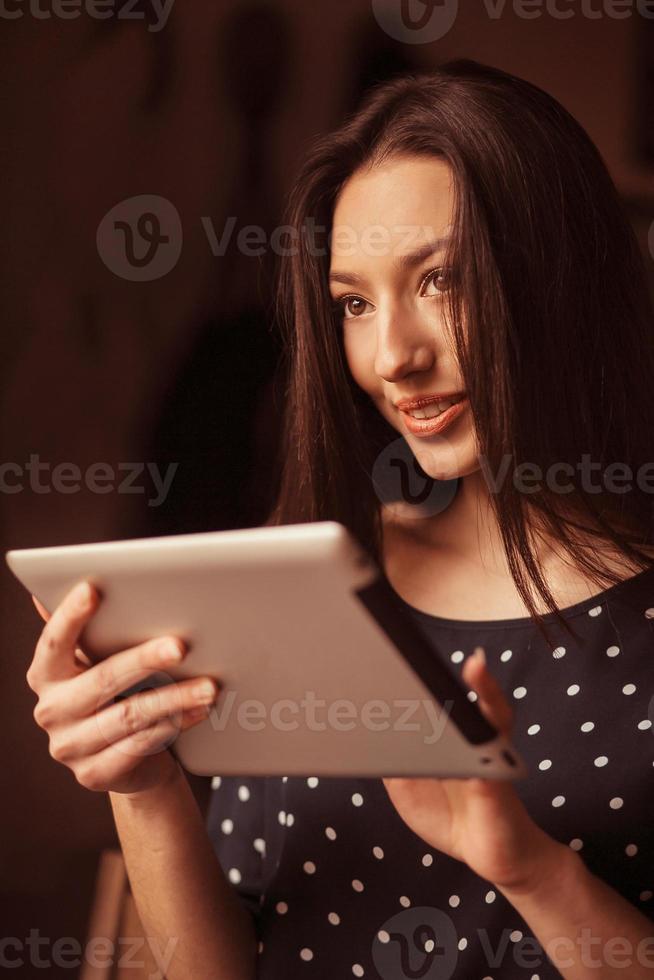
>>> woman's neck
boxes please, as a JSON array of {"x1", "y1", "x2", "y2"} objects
[
  {"x1": 384, "y1": 470, "x2": 527, "y2": 574},
  {"x1": 380, "y1": 469, "x2": 645, "y2": 619}
]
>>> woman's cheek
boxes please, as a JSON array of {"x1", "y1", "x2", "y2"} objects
[{"x1": 342, "y1": 329, "x2": 377, "y2": 395}]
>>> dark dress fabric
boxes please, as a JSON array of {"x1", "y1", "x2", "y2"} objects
[{"x1": 206, "y1": 567, "x2": 654, "y2": 979}]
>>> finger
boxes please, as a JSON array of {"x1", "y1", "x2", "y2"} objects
[
  {"x1": 52, "y1": 676, "x2": 219, "y2": 761},
  {"x1": 32, "y1": 595, "x2": 93, "y2": 667},
  {"x1": 31, "y1": 582, "x2": 99, "y2": 686},
  {"x1": 32, "y1": 595, "x2": 51, "y2": 621},
  {"x1": 32, "y1": 594, "x2": 93, "y2": 668},
  {"x1": 462, "y1": 647, "x2": 514, "y2": 736},
  {"x1": 63, "y1": 634, "x2": 190, "y2": 719},
  {"x1": 72, "y1": 706, "x2": 212, "y2": 791},
  {"x1": 74, "y1": 649, "x2": 94, "y2": 669}
]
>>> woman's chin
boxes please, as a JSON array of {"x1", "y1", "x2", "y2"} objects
[{"x1": 407, "y1": 441, "x2": 479, "y2": 485}]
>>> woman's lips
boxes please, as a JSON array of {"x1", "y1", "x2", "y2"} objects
[{"x1": 398, "y1": 397, "x2": 468, "y2": 437}]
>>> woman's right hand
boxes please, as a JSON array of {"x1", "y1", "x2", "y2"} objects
[{"x1": 26, "y1": 580, "x2": 220, "y2": 797}]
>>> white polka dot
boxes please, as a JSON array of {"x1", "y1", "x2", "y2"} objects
[
  {"x1": 221, "y1": 818, "x2": 234, "y2": 834},
  {"x1": 282, "y1": 776, "x2": 288, "y2": 782},
  {"x1": 513, "y1": 686, "x2": 527, "y2": 700},
  {"x1": 276, "y1": 901, "x2": 288, "y2": 914},
  {"x1": 538, "y1": 759, "x2": 552, "y2": 771},
  {"x1": 373, "y1": 846, "x2": 384, "y2": 859},
  {"x1": 588, "y1": 605, "x2": 602, "y2": 617},
  {"x1": 640, "y1": 890, "x2": 653, "y2": 901},
  {"x1": 300, "y1": 948, "x2": 313, "y2": 961},
  {"x1": 552, "y1": 795, "x2": 566, "y2": 807},
  {"x1": 238, "y1": 785, "x2": 250, "y2": 802},
  {"x1": 351, "y1": 793, "x2": 364, "y2": 807},
  {"x1": 510, "y1": 930, "x2": 523, "y2": 942},
  {"x1": 278, "y1": 810, "x2": 287, "y2": 826},
  {"x1": 352, "y1": 879, "x2": 364, "y2": 892},
  {"x1": 307, "y1": 777, "x2": 319, "y2": 788},
  {"x1": 552, "y1": 646, "x2": 566, "y2": 659},
  {"x1": 378, "y1": 930, "x2": 390, "y2": 943},
  {"x1": 421, "y1": 854, "x2": 434, "y2": 867},
  {"x1": 500, "y1": 649, "x2": 513, "y2": 662},
  {"x1": 325, "y1": 826, "x2": 337, "y2": 841},
  {"x1": 527, "y1": 724, "x2": 541, "y2": 735},
  {"x1": 581, "y1": 721, "x2": 595, "y2": 732},
  {"x1": 623, "y1": 683, "x2": 636, "y2": 695},
  {"x1": 626, "y1": 844, "x2": 638, "y2": 856},
  {"x1": 286, "y1": 813, "x2": 295, "y2": 827},
  {"x1": 638, "y1": 720, "x2": 652, "y2": 731},
  {"x1": 458, "y1": 937, "x2": 468, "y2": 950},
  {"x1": 467, "y1": 690, "x2": 478, "y2": 702},
  {"x1": 352, "y1": 966, "x2": 364, "y2": 977},
  {"x1": 211, "y1": 775, "x2": 222, "y2": 790},
  {"x1": 485, "y1": 890, "x2": 496, "y2": 903},
  {"x1": 399, "y1": 896, "x2": 411, "y2": 907},
  {"x1": 567, "y1": 684, "x2": 580, "y2": 696},
  {"x1": 328, "y1": 912, "x2": 340, "y2": 925},
  {"x1": 448, "y1": 894, "x2": 460, "y2": 908},
  {"x1": 610, "y1": 797, "x2": 624, "y2": 809},
  {"x1": 645, "y1": 608, "x2": 654, "y2": 619},
  {"x1": 451, "y1": 650, "x2": 464, "y2": 664},
  {"x1": 228, "y1": 868, "x2": 242, "y2": 884},
  {"x1": 253, "y1": 838, "x2": 266, "y2": 855},
  {"x1": 424, "y1": 940, "x2": 435, "y2": 953},
  {"x1": 594, "y1": 756, "x2": 609, "y2": 767},
  {"x1": 569, "y1": 838, "x2": 583, "y2": 851},
  {"x1": 606, "y1": 645, "x2": 620, "y2": 657},
  {"x1": 303, "y1": 861, "x2": 316, "y2": 874},
  {"x1": 258, "y1": 941, "x2": 264, "y2": 954}
]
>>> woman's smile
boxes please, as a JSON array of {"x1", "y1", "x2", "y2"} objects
[{"x1": 397, "y1": 395, "x2": 469, "y2": 437}]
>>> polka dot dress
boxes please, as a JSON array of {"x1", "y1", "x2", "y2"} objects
[{"x1": 206, "y1": 566, "x2": 654, "y2": 978}]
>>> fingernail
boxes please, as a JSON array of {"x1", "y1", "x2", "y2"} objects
[
  {"x1": 160, "y1": 638, "x2": 184, "y2": 662},
  {"x1": 75, "y1": 582, "x2": 91, "y2": 607},
  {"x1": 195, "y1": 680, "x2": 217, "y2": 702},
  {"x1": 474, "y1": 647, "x2": 486, "y2": 666}
]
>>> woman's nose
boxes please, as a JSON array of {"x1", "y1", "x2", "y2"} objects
[{"x1": 373, "y1": 306, "x2": 436, "y2": 382}]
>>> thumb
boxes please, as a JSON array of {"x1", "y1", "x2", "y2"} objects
[{"x1": 462, "y1": 646, "x2": 514, "y2": 737}]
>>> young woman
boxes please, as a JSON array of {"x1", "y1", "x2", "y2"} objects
[{"x1": 28, "y1": 61, "x2": 654, "y2": 979}]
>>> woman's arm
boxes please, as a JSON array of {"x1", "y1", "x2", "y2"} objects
[
  {"x1": 109, "y1": 760, "x2": 257, "y2": 980},
  {"x1": 498, "y1": 838, "x2": 654, "y2": 979}
]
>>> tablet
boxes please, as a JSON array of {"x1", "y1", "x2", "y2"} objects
[{"x1": 6, "y1": 521, "x2": 528, "y2": 780}]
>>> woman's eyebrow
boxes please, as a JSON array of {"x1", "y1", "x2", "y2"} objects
[{"x1": 328, "y1": 236, "x2": 451, "y2": 287}]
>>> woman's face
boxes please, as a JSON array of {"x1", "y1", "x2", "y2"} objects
[{"x1": 328, "y1": 154, "x2": 479, "y2": 482}]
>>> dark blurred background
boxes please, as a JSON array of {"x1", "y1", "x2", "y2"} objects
[{"x1": 1, "y1": 1, "x2": 653, "y2": 976}]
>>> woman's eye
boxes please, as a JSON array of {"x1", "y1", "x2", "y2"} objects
[
  {"x1": 333, "y1": 296, "x2": 371, "y2": 320},
  {"x1": 421, "y1": 267, "x2": 452, "y2": 295}
]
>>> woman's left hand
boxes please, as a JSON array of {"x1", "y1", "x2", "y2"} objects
[{"x1": 383, "y1": 646, "x2": 560, "y2": 893}]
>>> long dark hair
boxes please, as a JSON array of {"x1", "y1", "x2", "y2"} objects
[{"x1": 266, "y1": 59, "x2": 654, "y2": 642}]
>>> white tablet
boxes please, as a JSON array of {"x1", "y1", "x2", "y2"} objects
[{"x1": 6, "y1": 521, "x2": 528, "y2": 780}]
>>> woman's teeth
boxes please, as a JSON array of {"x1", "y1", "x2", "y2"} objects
[{"x1": 406, "y1": 398, "x2": 458, "y2": 420}]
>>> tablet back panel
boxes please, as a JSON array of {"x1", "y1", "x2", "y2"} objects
[{"x1": 6, "y1": 521, "x2": 528, "y2": 780}]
